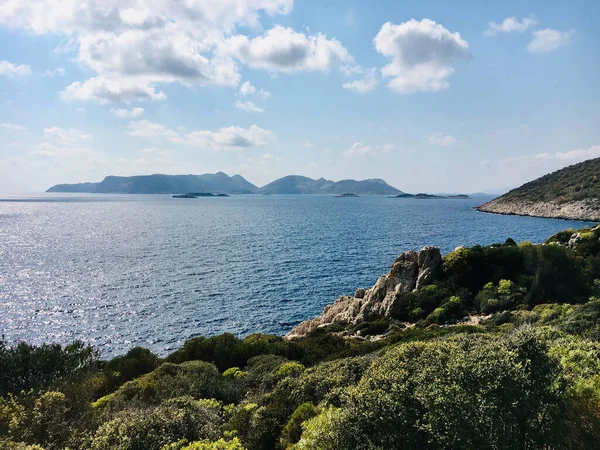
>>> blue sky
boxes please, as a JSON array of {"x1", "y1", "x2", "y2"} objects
[{"x1": 0, "y1": 0, "x2": 598, "y2": 193}]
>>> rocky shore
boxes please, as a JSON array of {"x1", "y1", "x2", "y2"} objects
[
  {"x1": 476, "y1": 198, "x2": 600, "y2": 222},
  {"x1": 286, "y1": 246, "x2": 442, "y2": 339}
]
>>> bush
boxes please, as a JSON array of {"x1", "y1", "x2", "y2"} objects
[
  {"x1": 338, "y1": 330, "x2": 564, "y2": 449},
  {"x1": 279, "y1": 402, "x2": 318, "y2": 447},
  {"x1": 91, "y1": 397, "x2": 223, "y2": 450},
  {"x1": 0, "y1": 340, "x2": 98, "y2": 396},
  {"x1": 96, "y1": 361, "x2": 226, "y2": 412}
]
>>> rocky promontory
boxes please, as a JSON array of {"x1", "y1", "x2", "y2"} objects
[
  {"x1": 286, "y1": 246, "x2": 442, "y2": 339},
  {"x1": 476, "y1": 157, "x2": 600, "y2": 222}
]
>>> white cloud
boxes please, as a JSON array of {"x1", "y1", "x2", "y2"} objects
[
  {"x1": 428, "y1": 132, "x2": 456, "y2": 146},
  {"x1": 61, "y1": 76, "x2": 167, "y2": 104},
  {"x1": 527, "y1": 28, "x2": 575, "y2": 53},
  {"x1": 345, "y1": 142, "x2": 396, "y2": 157},
  {"x1": 0, "y1": 60, "x2": 31, "y2": 76},
  {"x1": 484, "y1": 17, "x2": 537, "y2": 36},
  {"x1": 127, "y1": 120, "x2": 178, "y2": 139},
  {"x1": 0, "y1": 123, "x2": 27, "y2": 132},
  {"x1": 222, "y1": 25, "x2": 353, "y2": 72},
  {"x1": 260, "y1": 152, "x2": 282, "y2": 162},
  {"x1": 239, "y1": 81, "x2": 270, "y2": 98},
  {"x1": 373, "y1": 19, "x2": 470, "y2": 94},
  {"x1": 31, "y1": 142, "x2": 97, "y2": 158},
  {"x1": 0, "y1": 0, "x2": 294, "y2": 102},
  {"x1": 43, "y1": 127, "x2": 92, "y2": 144},
  {"x1": 304, "y1": 139, "x2": 315, "y2": 148},
  {"x1": 342, "y1": 68, "x2": 378, "y2": 93},
  {"x1": 43, "y1": 67, "x2": 65, "y2": 77},
  {"x1": 179, "y1": 125, "x2": 274, "y2": 150},
  {"x1": 110, "y1": 107, "x2": 144, "y2": 118},
  {"x1": 234, "y1": 99, "x2": 264, "y2": 113},
  {"x1": 533, "y1": 145, "x2": 600, "y2": 161},
  {"x1": 128, "y1": 120, "x2": 274, "y2": 150},
  {"x1": 239, "y1": 81, "x2": 256, "y2": 96}
]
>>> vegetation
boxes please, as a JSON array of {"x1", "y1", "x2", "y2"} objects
[
  {"x1": 484, "y1": 157, "x2": 600, "y2": 205},
  {"x1": 1, "y1": 224, "x2": 600, "y2": 449}
]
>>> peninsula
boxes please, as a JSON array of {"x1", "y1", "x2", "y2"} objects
[{"x1": 477, "y1": 157, "x2": 600, "y2": 221}]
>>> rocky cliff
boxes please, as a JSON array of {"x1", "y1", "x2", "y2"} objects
[{"x1": 286, "y1": 246, "x2": 442, "y2": 339}]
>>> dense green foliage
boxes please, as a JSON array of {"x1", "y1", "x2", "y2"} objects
[
  {"x1": 489, "y1": 157, "x2": 600, "y2": 204},
  {"x1": 1, "y1": 225, "x2": 600, "y2": 449}
]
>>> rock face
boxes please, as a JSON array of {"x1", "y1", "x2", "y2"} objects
[{"x1": 286, "y1": 246, "x2": 442, "y2": 339}]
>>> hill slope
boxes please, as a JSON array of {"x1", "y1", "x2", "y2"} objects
[
  {"x1": 47, "y1": 173, "x2": 259, "y2": 194},
  {"x1": 477, "y1": 157, "x2": 600, "y2": 221},
  {"x1": 258, "y1": 175, "x2": 402, "y2": 195}
]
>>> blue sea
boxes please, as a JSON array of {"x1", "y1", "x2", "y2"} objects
[{"x1": 0, "y1": 194, "x2": 596, "y2": 357}]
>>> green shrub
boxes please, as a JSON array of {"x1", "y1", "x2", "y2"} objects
[
  {"x1": 338, "y1": 330, "x2": 564, "y2": 449},
  {"x1": 279, "y1": 402, "x2": 318, "y2": 447},
  {"x1": 91, "y1": 397, "x2": 223, "y2": 450}
]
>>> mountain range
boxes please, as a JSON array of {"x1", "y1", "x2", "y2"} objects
[{"x1": 46, "y1": 173, "x2": 403, "y2": 196}]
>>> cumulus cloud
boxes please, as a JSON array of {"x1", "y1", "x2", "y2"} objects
[
  {"x1": 428, "y1": 132, "x2": 456, "y2": 146},
  {"x1": 239, "y1": 81, "x2": 270, "y2": 98},
  {"x1": 110, "y1": 107, "x2": 144, "y2": 118},
  {"x1": 43, "y1": 67, "x2": 65, "y2": 77},
  {"x1": 234, "y1": 99, "x2": 264, "y2": 113},
  {"x1": 222, "y1": 25, "x2": 352, "y2": 72},
  {"x1": 345, "y1": 142, "x2": 396, "y2": 157},
  {"x1": 484, "y1": 17, "x2": 537, "y2": 36},
  {"x1": 0, "y1": 60, "x2": 31, "y2": 76},
  {"x1": 0, "y1": 0, "x2": 294, "y2": 102},
  {"x1": 61, "y1": 76, "x2": 167, "y2": 103},
  {"x1": 527, "y1": 28, "x2": 575, "y2": 53},
  {"x1": 373, "y1": 19, "x2": 470, "y2": 94},
  {"x1": 127, "y1": 120, "x2": 274, "y2": 150},
  {"x1": 342, "y1": 68, "x2": 378, "y2": 93},
  {"x1": 303, "y1": 139, "x2": 315, "y2": 148}
]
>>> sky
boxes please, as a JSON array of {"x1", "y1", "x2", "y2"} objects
[{"x1": 0, "y1": 0, "x2": 599, "y2": 194}]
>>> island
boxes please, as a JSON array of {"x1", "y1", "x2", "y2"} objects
[
  {"x1": 392, "y1": 193, "x2": 470, "y2": 199},
  {"x1": 172, "y1": 192, "x2": 229, "y2": 198},
  {"x1": 334, "y1": 193, "x2": 359, "y2": 198},
  {"x1": 477, "y1": 156, "x2": 600, "y2": 221},
  {"x1": 46, "y1": 173, "x2": 404, "y2": 196}
]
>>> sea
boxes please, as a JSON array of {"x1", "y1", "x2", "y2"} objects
[{"x1": 0, "y1": 193, "x2": 596, "y2": 358}]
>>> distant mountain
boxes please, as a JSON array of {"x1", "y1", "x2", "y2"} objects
[
  {"x1": 258, "y1": 176, "x2": 402, "y2": 195},
  {"x1": 47, "y1": 173, "x2": 259, "y2": 194},
  {"x1": 477, "y1": 157, "x2": 600, "y2": 221},
  {"x1": 47, "y1": 173, "x2": 403, "y2": 196},
  {"x1": 259, "y1": 176, "x2": 334, "y2": 194},
  {"x1": 321, "y1": 178, "x2": 402, "y2": 195}
]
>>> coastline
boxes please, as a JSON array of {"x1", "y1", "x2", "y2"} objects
[{"x1": 475, "y1": 199, "x2": 600, "y2": 223}]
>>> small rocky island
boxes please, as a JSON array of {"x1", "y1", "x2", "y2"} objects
[
  {"x1": 392, "y1": 193, "x2": 470, "y2": 199},
  {"x1": 334, "y1": 193, "x2": 359, "y2": 198},
  {"x1": 172, "y1": 192, "x2": 229, "y2": 198},
  {"x1": 477, "y1": 157, "x2": 600, "y2": 221}
]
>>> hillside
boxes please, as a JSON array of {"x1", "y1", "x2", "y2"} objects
[
  {"x1": 258, "y1": 175, "x2": 334, "y2": 194},
  {"x1": 477, "y1": 157, "x2": 600, "y2": 221},
  {"x1": 258, "y1": 175, "x2": 402, "y2": 195},
  {"x1": 47, "y1": 173, "x2": 259, "y2": 195},
  {"x1": 2, "y1": 224, "x2": 600, "y2": 449}
]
